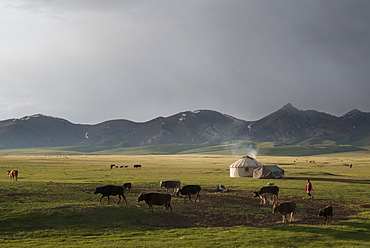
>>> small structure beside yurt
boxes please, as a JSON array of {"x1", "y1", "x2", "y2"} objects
[
  {"x1": 252, "y1": 165, "x2": 284, "y2": 179},
  {"x1": 229, "y1": 156, "x2": 263, "y2": 177}
]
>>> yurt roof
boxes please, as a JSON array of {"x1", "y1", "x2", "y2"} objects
[{"x1": 229, "y1": 156, "x2": 263, "y2": 168}]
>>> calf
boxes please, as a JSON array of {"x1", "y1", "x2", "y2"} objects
[
  {"x1": 138, "y1": 193, "x2": 172, "y2": 214},
  {"x1": 273, "y1": 201, "x2": 296, "y2": 223},
  {"x1": 253, "y1": 186, "x2": 279, "y2": 199},
  {"x1": 94, "y1": 185, "x2": 127, "y2": 205},
  {"x1": 258, "y1": 193, "x2": 278, "y2": 205},
  {"x1": 159, "y1": 180, "x2": 181, "y2": 195},
  {"x1": 318, "y1": 205, "x2": 333, "y2": 224},
  {"x1": 177, "y1": 185, "x2": 201, "y2": 203},
  {"x1": 123, "y1": 183, "x2": 132, "y2": 192},
  {"x1": 7, "y1": 170, "x2": 18, "y2": 181}
]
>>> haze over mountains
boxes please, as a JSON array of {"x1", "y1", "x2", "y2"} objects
[{"x1": 0, "y1": 103, "x2": 369, "y2": 149}]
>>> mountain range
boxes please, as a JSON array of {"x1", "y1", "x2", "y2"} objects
[{"x1": 0, "y1": 103, "x2": 369, "y2": 149}]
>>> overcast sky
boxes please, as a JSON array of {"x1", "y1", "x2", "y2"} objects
[{"x1": 1, "y1": 1, "x2": 369, "y2": 124}]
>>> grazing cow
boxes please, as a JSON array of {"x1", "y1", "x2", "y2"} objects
[
  {"x1": 177, "y1": 185, "x2": 201, "y2": 203},
  {"x1": 133, "y1": 164, "x2": 142, "y2": 169},
  {"x1": 138, "y1": 193, "x2": 172, "y2": 214},
  {"x1": 160, "y1": 180, "x2": 181, "y2": 194},
  {"x1": 258, "y1": 193, "x2": 278, "y2": 205},
  {"x1": 110, "y1": 164, "x2": 116, "y2": 169},
  {"x1": 273, "y1": 201, "x2": 296, "y2": 223},
  {"x1": 123, "y1": 183, "x2": 132, "y2": 192},
  {"x1": 253, "y1": 186, "x2": 279, "y2": 199},
  {"x1": 7, "y1": 170, "x2": 18, "y2": 181},
  {"x1": 318, "y1": 205, "x2": 333, "y2": 224},
  {"x1": 94, "y1": 185, "x2": 127, "y2": 205}
]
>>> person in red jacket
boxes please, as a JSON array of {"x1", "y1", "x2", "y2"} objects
[{"x1": 306, "y1": 180, "x2": 313, "y2": 199}]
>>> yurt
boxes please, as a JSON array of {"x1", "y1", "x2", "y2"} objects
[
  {"x1": 253, "y1": 165, "x2": 285, "y2": 179},
  {"x1": 229, "y1": 156, "x2": 263, "y2": 177}
]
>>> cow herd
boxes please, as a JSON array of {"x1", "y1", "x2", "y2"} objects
[
  {"x1": 6, "y1": 169, "x2": 333, "y2": 225},
  {"x1": 93, "y1": 181, "x2": 333, "y2": 225},
  {"x1": 252, "y1": 185, "x2": 333, "y2": 224},
  {"x1": 110, "y1": 164, "x2": 141, "y2": 169}
]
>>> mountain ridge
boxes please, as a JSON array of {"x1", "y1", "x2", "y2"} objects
[{"x1": 0, "y1": 104, "x2": 369, "y2": 149}]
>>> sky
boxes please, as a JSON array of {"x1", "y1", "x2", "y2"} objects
[{"x1": 1, "y1": 0, "x2": 369, "y2": 124}]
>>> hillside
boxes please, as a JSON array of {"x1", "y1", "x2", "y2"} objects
[{"x1": 0, "y1": 104, "x2": 369, "y2": 150}]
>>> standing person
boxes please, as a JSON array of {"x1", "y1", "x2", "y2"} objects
[{"x1": 306, "y1": 180, "x2": 313, "y2": 199}]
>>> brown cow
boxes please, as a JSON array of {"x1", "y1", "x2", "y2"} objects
[
  {"x1": 7, "y1": 170, "x2": 18, "y2": 181},
  {"x1": 138, "y1": 193, "x2": 172, "y2": 214},
  {"x1": 318, "y1": 205, "x2": 333, "y2": 224}
]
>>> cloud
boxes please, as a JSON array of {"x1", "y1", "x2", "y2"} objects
[{"x1": 0, "y1": 1, "x2": 369, "y2": 124}]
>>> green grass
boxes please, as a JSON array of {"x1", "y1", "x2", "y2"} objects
[
  {"x1": 0, "y1": 150, "x2": 369, "y2": 247},
  {"x1": 0, "y1": 140, "x2": 367, "y2": 156}
]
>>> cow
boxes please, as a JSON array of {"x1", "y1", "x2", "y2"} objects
[
  {"x1": 253, "y1": 186, "x2": 279, "y2": 199},
  {"x1": 177, "y1": 185, "x2": 201, "y2": 203},
  {"x1": 110, "y1": 164, "x2": 116, "y2": 169},
  {"x1": 134, "y1": 164, "x2": 142, "y2": 169},
  {"x1": 273, "y1": 201, "x2": 296, "y2": 223},
  {"x1": 138, "y1": 193, "x2": 172, "y2": 214},
  {"x1": 318, "y1": 205, "x2": 333, "y2": 224},
  {"x1": 93, "y1": 185, "x2": 127, "y2": 205},
  {"x1": 7, "y1": 170, "x2": 18, "y2": 181},
  {"x1": 123, "y1": 183, "x2": 132, "y2": 192},
  {"x1": 160, "y1": 180, "x2": 181, "y2": 195},
  {"x1": 258, "y1": 193, "x2": 278, "y2": 205}
]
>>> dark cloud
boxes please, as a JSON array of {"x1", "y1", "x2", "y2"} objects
[{"x1": 0, "y1": 1, "x2": 369, "y2": 124}]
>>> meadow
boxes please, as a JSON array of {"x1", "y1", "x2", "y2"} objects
[{"x1": 0, "y1": 150, "x2": 369, "y2": 247}]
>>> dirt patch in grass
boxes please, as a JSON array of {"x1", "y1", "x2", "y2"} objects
[{"x1": 131, "y1": 187, "x2": 356, "y2": 228}]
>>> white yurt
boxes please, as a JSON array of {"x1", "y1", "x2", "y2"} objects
[{"x1": 229, "y1": 156, "x2": 263, "y2": 177}]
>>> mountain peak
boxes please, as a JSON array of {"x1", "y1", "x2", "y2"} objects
[
  {"x1": 280, "y1": 103, "x2": 299, "y2": 112},
  {"x1": 342, "y1": 109, "x2": 364, "y2": 117}
]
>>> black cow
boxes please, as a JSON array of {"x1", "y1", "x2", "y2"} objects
[
  {"x1": 273, "y1": 201, "x2": 296, "y2": 223},
  {"x1": 134, "y1": 164, "x2": 142, "y2": 169},
  {"x1": 123, "y1": 183, "x2": 132, "y2": 192},
  {"x1": 94, "y1": 185, "x2": 127, "y2": 205},
  {"x1": 318, "y1": 205, "x2": 333, "y2": 224},
  {"x1": 138, "y1": 193, "x2": 172, "y2": 214},
  {"x1": 253, "y1": 186, "x2": 279, "y2": 199},
  {"x1": 177, "y1": 185, "x2": 201, "y2": 203}
]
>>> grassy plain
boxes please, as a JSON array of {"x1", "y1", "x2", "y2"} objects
[{"x1": 0, "y1": 150, "x2": 369, "y2": 247}]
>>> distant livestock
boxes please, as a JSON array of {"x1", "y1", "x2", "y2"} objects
[
  {"x1": 123, "y1": 183, "x2": 132, "y2": 192},
  {"x1": 138, "y1": 193, "x2": 172, "y2": 214},
  {"x1": 318, "y1": 205, "x2": 333, "y2": 224},
  {"x1": 110, "y1": 164, "x2": 116, "y2": 169},
  {"x1": 273, "y1": 201, "x2": 296, "y2": 223},
  {"x1": 177, "y1": 185, "x2": 201, "y2": 203},
  {"x1": 134, "y1": 164, "x2": 142, "y2": 169},
  {"x1": 94, "y1": 185, "x2": 127, "y2": 205},
  {"x1": 253, "y1": 186, "x2": 279, "y2": 199},
  {"x1": 258, "y1": 193, "x2": 278, "y2": 205},
  {"x1": 7, "y1": 170, "x2": 18, "y2": 181},
  {"x1": 160, "y1": 180, "x2": 181, "y2": 194}
]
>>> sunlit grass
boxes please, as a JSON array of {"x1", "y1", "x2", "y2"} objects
[{"x1": 0, "y1": 149, "x2": 369, "y2": 247}]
